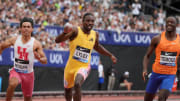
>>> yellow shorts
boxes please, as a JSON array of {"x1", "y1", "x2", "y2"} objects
[{"x1": 64, "y1": 65, "x2": 91, "y2": 88}]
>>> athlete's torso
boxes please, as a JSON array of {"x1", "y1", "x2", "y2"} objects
[
  {"x1": 65, "y1": 27, "x2": 96, "y2": 70},
  {"x1": 14, "y1": 35, "x2": 35, "y2": 73},
  {"x1": 153, "y1": 31, "x2": 180, "y2": 74}
]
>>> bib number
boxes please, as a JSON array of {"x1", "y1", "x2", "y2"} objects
[
  {"x1": 15, "y1": 46, "x2": 29, "y2": 73},
  {"x1": 73, "y1": 46, "x2": 90, "y2": 63},
  {"x1": 160, "y1": 51, "x2": 177, "y2": 66}
]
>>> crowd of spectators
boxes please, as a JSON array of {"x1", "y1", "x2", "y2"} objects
[{"x1": 0, "y1": 0, "x2": 179, "y2": 50}]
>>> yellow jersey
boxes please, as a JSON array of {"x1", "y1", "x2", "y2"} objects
[
  {"x1": 65, "y1": 27, "x2": 96, "y2": 69},
  {"x1": 64, "y1": 27, "x2": 96, "y2": 88}
]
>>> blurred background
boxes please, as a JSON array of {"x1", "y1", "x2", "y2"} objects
[{"x1": 0, "y1": 0, "x2": 180, "y2": 93}]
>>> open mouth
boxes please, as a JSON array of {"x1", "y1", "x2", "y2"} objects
[
  {"x1": 88, "y1": 25, "x2": 92, "y2": 29},
  {"x1": 167, "y1": 25, "x2": 173, "y2": 29}
]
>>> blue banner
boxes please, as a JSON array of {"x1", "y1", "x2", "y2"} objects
[
  {"x1": 10, "y1": 23, "x2": 159, "y2": 46},
  {"x1": 95, "y1": 29, "x2": 112, "y2": 45},
  {"x1": 0, "y1": 48, "x2": 99, "y2": 69},
  {"x1": 40, "y1": 26, "x2": 158, "y2": 46},
  {"x1": 109, "y1": 31, "x2": 158, "y2": 46}
]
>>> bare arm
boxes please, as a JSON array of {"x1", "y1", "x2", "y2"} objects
[
  {"x1": 142, "y1": 35, "x2": 160, "y2": 81},
  {"x1": 0, "y1": 37, "x2": 17, "y2": 54},
  {"x1": 55, "y1": 26, "x2": 78, "y2": 43},
  {"x1": 94, "y1": 32, "x2": 117, "y2": 64},
  {"x1": 33, "y1": 40, "x2": 47, "y2": 64}
]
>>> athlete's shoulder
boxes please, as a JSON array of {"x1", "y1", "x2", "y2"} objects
[
  {"x1": 153, "y1": 34, "x2": 161, "y2": 40},
  {"x1": 91, "y1": 29, "x2": 97, "y2": 33},
  {"x1": 151, "y1": 34, "x2": 161, "y2": 45},
  {"x1": 9, "y1": 36, "x2": 18, "y2": 45},
  {"x1": 73, "y1": 26, "x2": 78, "y2": 33},
  {"x1": 34, "y1": 38, "x2": 41, "y2": 45},
  {"x1": 177, "y1": 33, "x2": 180, "y2": 44},
  {"x1": 94, "y1": 30, "x2": 99, "y2": 37},
  {"x1": 33, "y1": 38, "x2": 43, "y2": 51},
  {"x1": 33, "y1": 38, "x2": 42, "y2": 48},
  {"x1": 11, "y1": 36, "x2": 18, "y2": 41}
]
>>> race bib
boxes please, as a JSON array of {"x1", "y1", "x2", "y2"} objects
[
  {"x1": 14, "y1": 58, "x2": 29, "y2": 73},
  {"x1": 73, "y1": 46, "x2": 90, "y2": 63},
  {"x1": 160, "y1": 51, "x2": 177, "y2": 66}
]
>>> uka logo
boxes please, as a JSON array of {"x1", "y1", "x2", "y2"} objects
[
  {"x1": 50, "y1": 53, "x2": 63, "y2": 64},
  {"x1": 135, "y1": 35, "x2": 151, "y2": 44},
  {"x1": 46, "y1": 28, "x2": 61, "y2": 37},
  {"x1": 113, "y1": 33, "x2": 131, "y2": 43},
  {"x1": 11, "y1": 51, "x2": 14, "y2": 61},
  {"x1": 98, "y1": 32, "x2": 106, "y2": 42},
  {"x1": 90, "y1": 55, "x2": 99, "y2": 66}
]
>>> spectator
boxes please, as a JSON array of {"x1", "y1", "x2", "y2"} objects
[
  {"x1": 157, "y1": 9, "x2": 165, "y2": 26},
  {"x1": 119, "y1": 71, "x2": 133, "y2": 91},
  {"x1": 114, "y1": 0, "x2": 130, "y2": 14},
  {"x1": 98, "y1": 60, "x2": 104, "y2": 90},
  {"x1": 0, "y1": 0, "x2": 179, "y2": 51},
  {"x1": 131, "y1": 0, "x2": 141, "y2": 18},
  {"x1": 126, "y1": 20, "x2": 136, "y2": 32},
  {"x1": 107, "y1": 65, "x2": 117, "y2": 90}
]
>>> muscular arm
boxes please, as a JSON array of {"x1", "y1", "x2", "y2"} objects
[
  {"x1": 55, "y1": 26, "x2": 78, "y2": 43},
  {"x1": 34, "y1": 40, "x2": 47, "y2": 64},
  {"x1": 94, "y1": 32, "x2": 117, "y2": 64},
  {"x1": 0, "y1": 37, "x2": 17, "y2": 54},
  {"x1": 142, "y1": 35, "x2": 160, "y2": 81}
]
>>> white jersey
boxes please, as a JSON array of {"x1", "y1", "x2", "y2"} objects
[
  {"x1": 13, "y1": 35, "x2": 35, "y2": 73},
  {"x1": 98, "y1": 64, "x2": 104, "y2": 77}
]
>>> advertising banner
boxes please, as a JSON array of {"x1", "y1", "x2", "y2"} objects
[{"x1": 0, "y1": 48, "x2": 99, "y2": 69}]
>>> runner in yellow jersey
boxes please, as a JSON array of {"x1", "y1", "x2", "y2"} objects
[{"x1": 55, "y1": 12, "x2": 117, "y2": 101}]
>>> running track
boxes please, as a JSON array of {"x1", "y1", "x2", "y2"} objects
[
  {"x1": 0, "y1": 95, "x2": 180, "y2": 101},
  {"x1": 0, "y1": 91, "x2": 180, "y2": 101}
]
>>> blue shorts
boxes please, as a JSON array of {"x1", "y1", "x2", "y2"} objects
[
  {"x1": 99, "y1": 77, "x2": 104, "y2": 84},
  {"x1": 146, "y1": 72, "x2": 175, "y2": 94}
]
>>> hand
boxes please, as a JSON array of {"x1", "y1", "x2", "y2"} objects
[
  {"x1": 142, "y1": 70, "x2": 148, "y2": 82},
  {"x1": 64, "y1": 23, "x2": 73, "y2": 34},
  {"x1": 34, "y1": 51, "x2": 47, "y2": 64},
  {"x1": 34, "y1": 51, "x2": 41, "y2": 60},
  {"x1": 111, "y1": 55, "x2": 117, "y2": 64}
]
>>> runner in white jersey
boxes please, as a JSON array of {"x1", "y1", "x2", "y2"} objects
[
  {"x1": 0, "y1": 17, "x2": 47, "y2": 101},
  {"x1": 14, "y1": 35, "x2": 35, "y2": 73}
]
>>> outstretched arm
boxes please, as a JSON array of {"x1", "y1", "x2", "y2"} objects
[
  {"x1": 94, "y1": 32, "x2": 117, "y2": 64},
  {"x1": 34, "y1": 40, "x2": 47, "y2": 64},
  {"x1": 142, "y1": 35, "x2": 160, "y2": 82},
  {"x1": 0, "y1": 37, "x2": 17, "y2": 54}
]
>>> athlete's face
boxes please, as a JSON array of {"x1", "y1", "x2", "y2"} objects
[
  {"x1": 166, "y1": 17, "x2": 176, "y2": 32},
  {"x1": 83, "y1": 15, "x2": 95, "y2": 31},
  {"x1": 20, "y1": 22, "x2": 33, "y2": 37}
]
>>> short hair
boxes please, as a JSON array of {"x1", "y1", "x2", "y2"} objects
[
  {"x1": 20, "y1": 17, "x2": 34, "y2": 28},
  {"x1": 166, "y1": 16, "x2": 178, "y2": 24},
  {"x1": 82, "y1": 12, "x2": 94, "y2": 21}
]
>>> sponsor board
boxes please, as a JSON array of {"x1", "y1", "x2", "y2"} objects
[{"x1": 0, "y1": 48, "x2": 99, "y2": 69}]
